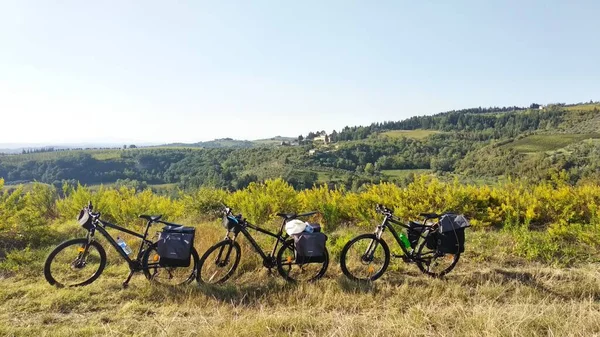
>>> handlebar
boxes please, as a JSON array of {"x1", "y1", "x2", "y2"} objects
[
  {"x1": 224, "y1": 206, "x2": 317, "y2": 222},
  {"x1": 419, "y1": 212, "x2": 441, "y2": 220},
  {"x1": 297, "y1": 211, "x2": 318, "y2": 218},
  {"x1": 376, "y1": 204, "x2": 442, "y2": 221},
  {"x1": 375, "y1": 204, "x2": 393, "y2": 216}
]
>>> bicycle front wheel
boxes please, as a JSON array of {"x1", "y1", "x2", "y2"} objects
[
  {"x1": 44, "y1": 238, "x2": 107, "y2": 287},
  {"x1": 142, "y1": 244, "x2": 200, "y2": 285},
  {"x1": 197, "y1": 240, "x2": 241, "y2": 284},
  {"x1": 276, "y1": 239, "x2": 329, "y2": 283},
  {"x1": 340, "y1": 234, "x2": 390, "y2": 282}
]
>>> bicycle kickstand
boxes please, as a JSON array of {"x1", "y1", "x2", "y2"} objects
[{"x1": 122, "y1": 270, "x2": 135, "y2": 288}]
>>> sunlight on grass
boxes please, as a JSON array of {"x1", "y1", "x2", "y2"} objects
[{"x1": 380, "y1": 129, "x2": 441, "y2": 140}]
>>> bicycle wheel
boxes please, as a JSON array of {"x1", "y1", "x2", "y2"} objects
[
  {"x1": 340, "y1": 234, "x2": 390, "y2": 282},
  {"x1": 276, "y1": 239, "x2": 329, "y2": 283},
  {"x1": 197, "y1": 240, "x2": 241, "y2": 284},
  {"x1": 44, "y1": 238, "x2": 107, "y2": 287},
  {"x1": 415, "y1": 231, "x2": 460, "y2": 278},
  {"x1": 142, "y1": 244, "x2": 200, "y2": 285}
]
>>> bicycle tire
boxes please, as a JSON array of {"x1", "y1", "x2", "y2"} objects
[
  {"x1": 340, "y1": 233, "x2": 390, "y2": 282},
  {"x1": 415, "y1": 231, "x2": 460, "y2": 278},
  {"x1": 197, "y1": 240, "x2": 241, "y2": 284},
  {"x1": 142, "y1": 243, "x2": 200, "y2": 285},
  {"x1": 276, "y1": 239, "x2": 329, "y2": 283},
  {"x1": 44, "y1": 238, "x2": 107, "y2": 287}
]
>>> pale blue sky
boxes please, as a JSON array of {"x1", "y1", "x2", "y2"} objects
[{"x1": 1, "y1": 1, "x2": 598, "y2": 145}]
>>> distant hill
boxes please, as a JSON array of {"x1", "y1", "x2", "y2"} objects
[
  {"x1": 159, "y1": 136, "x2": 296, "y2": 148},
  {"x1": 1, "y1": 102, "x2": 599, "y2": 190}
]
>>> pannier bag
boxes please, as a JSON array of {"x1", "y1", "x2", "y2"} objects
[
  {"x1": 407, "y1": 221, "x2": 425, "y2": 249},
  {"x1": 437, "y1": 214, "x2": 470, "y2": 254},
  {"x1": 157, "y1": 225, "x2": 195, "y2": 267},
  {"x1": 293, "y1": 232, "x2": 328, "y2": 264},
  {"x1": 426, "y1": 230, "x2": 438, "y2": 250},
  {"x1": 306, "y1": 223, "x2": 321, "y2": 233}
]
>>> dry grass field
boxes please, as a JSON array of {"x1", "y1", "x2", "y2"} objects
[{"x1": 1, "y1": 226, "x2": 600, "y2": 337}]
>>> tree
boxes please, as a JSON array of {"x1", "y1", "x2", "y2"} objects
[
  {"x1": 364, "y1": 163, "x2": 375, "y2": 175},
  {"x1": 129, "y1": 144, "x2": 137, "y2": 149}
]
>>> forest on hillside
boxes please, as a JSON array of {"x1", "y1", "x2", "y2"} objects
[{"x1": 1, "y1": 102, "x2": 599, "y2": 191}]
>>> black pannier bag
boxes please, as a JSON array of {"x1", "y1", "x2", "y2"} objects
[
  {"x1": 293, "y1": 232, "x2": 328, "y2": 264},
  {"x1": 307, "y1": 223, "x2": 321, "y2": 233},
  {"x1": 436, "y1": 214, "x2": 470, "y2": 254},
  {"x1": 157, "y1": 225, "x2": 195, "y2": 267},
  {"x1": 425, "y1": 230, "x2": 438, "y2": 250},
  {"x1": 407, "y1": 221, "x2": 424, "y2": 249}
]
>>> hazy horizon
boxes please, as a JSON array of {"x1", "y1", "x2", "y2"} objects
[{"x1": 2, "y1": 1, "x2": 599, "y2": 145}]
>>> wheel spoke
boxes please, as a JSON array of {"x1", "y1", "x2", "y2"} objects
[
  {"x1": 143, "y1": 246, "x2": 197, "y2": 285},
  {"x1": 45, "y1": 239, "x2": 105, "y2": 287},
  {"x1": 277, "y1": 240, "x2": 328, "y2": 283},
  {"x1": 341, "y1": 236, "x2": 389, "y2": 282},
  {"x1": 198, "y1": 241, "x2": 240, "y2": 284}
]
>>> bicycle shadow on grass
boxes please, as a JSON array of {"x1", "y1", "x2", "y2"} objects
[
  {"x1": 463, "y1": 268, "x2": 570, "y2": 300},
  {"x1": 336, "y1": 276, "x2": 376, "y2": 294},
  {"x1": 196, "y1": 278, "x2": 297, "y2": 305}
]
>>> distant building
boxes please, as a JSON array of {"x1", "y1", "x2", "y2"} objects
[{"x1": 313, "y1": 134, "x2": 330, "y2": 144}]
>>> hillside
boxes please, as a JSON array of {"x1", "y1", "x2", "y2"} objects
[
  {"x1": 1, "y1": 102, "x2": 599, "y2": 190},
  {"x1": 160, "y1": 136, "x2": 297, "y2": 149}
]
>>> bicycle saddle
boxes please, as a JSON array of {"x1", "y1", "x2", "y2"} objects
[
  {"x1": 277, "y1": 211, "x2": 318, "y2": 220},
  {"x1": 419, "y1": 212, "x2": 440, "y2": 219},
  {"x1": 277, "y1": 213, "x2": 296, "y2": 220},
  {"x1": 139, "y1": 214, "x2": 162, "y2": 222}
]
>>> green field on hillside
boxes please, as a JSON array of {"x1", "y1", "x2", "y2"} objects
[
  {"x1": 564, "y1": 103, "x2": 600, "y2": 112},
  {"x1": 382, "y1": 169, "x2": 431, "y2": 179},
  {"x1": 380, "y1": 129, "x2": 441, "y2": 140},
  {"x1": 503, "y1": 133, "x2": 600, "y2": 153}
]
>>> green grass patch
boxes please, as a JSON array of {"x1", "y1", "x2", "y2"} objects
[
  {"x1": 381, "y1": 169, "x2": 431, "y2": 179},
  {"x1": 503, "y1": 134, "x2": 600, "y2": 153},
  {"x1": 90, "y1": 150, "x2": 122, "y2": 160},
  {"x1": 380, "y1": 129, "x2": 441, "y2": 140},
  {"x1": 563, "y1": 103, "x2": 600, "y2": 112}
]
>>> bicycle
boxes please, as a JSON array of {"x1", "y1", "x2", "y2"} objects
[
  {"x1": 44, "y1": 202, "x2": 199, "y2": 287},
  {"x1": 197, "y1": 208, "x2": 329, "y2": 284},
  {"x1": 340, "y1": 204, "x2": 460, "y2": 282}
]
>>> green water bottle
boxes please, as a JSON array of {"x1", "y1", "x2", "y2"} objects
[{"x1": 399, "y1": 232, "x2": 411, "y2": 250}]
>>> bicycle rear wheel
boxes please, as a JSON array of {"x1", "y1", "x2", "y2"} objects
[
  {"x1": 415, "y1": 231, "x2": 460, "y2": 278},
  {"x1": 340, "y1": 234, "x2": 390, "y2": 282},
  {"x1": 142, "y1": 244, "x2": 199, "y2": 285},
  {"x1": 44, "y1": 238, "x2": 106, "y2": 287},
  {"x1": 197, "y1": 240, "x2": 241, "y2": 284},
  {"x1": 276, "y1": 239, "x2": 329, "y2": 283}
]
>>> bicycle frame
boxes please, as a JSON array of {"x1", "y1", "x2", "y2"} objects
[
  {"x1": 376, "y1": 215, "x2": 433, "y2": 258},
  {"x1": 87, "y1": 219, "x2": 155, "y2": 269},
  {"x1": 226, "y1": 219, "x2": 288, "y2": 267}
]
